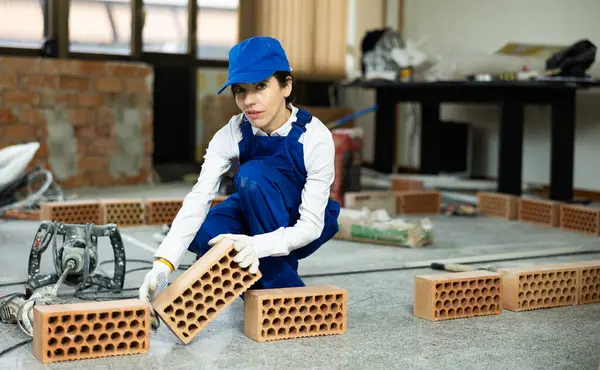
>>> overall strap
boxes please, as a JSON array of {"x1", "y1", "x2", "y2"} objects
[
  {"x1": 238, "y1": 114, "x2": 254, "y2": 163},
  {"x1": 287, "y1": 109, "x2": 312, "y2": 142}
]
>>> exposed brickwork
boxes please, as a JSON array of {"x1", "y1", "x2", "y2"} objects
[{"x1": 0, "y1": 56, "x2": 153, "y2": 189}]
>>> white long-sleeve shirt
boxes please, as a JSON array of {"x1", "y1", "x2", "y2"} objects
[{"x1": 154, "y1": 105, "x2": 336, "y2": 270}]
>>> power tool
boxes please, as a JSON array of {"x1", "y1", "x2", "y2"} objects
[{"x1": 0, "y1": 221, "x2": 127, "y2": 336}]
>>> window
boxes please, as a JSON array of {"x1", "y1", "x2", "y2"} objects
[
  {"x1": 0, "y1": 0, "x2": 45, "y2": 49},
  {"x1": 69, "y1": 0, "x2": 131, "y2": 55},
  {"x1": 142, "y1": 0, "x2": 187, "y2": 54},
  {"x1": 197, "y1": 0, "x2": 238, "y2": 60}
]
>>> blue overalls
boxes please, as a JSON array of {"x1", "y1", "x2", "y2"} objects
[{"x1": 188, "y1": 109, "x2": 341, "y2": 289}]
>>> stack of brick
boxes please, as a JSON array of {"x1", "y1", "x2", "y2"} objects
[{"x1": 0, "y1": 56, "x2": 154, "y2": 189}]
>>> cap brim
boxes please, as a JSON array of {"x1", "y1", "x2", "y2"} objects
[{"x1": 216, "y1": 69, "x2": 276, "y2": 95}]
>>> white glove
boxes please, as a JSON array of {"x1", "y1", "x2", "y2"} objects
[
  {"x1": 139, "y1": 260, "x2": 172, "y2": 303},
  {"x1": 208, "y1": 234, "x2": 260, "y2": 274}
]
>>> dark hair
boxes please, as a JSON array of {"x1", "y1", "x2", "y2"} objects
[
  {"x1": 230, "y1": 71, "x2": 295, "y2": 105},
  {"x1": 273, "y1": 71, "x2": 295, "y2": 105}
]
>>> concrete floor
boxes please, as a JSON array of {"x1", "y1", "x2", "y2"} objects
[{"x1": 0, "y1": 183, "x2": 599, "y2": 369}]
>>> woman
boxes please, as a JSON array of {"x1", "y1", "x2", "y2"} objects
[{"x1": 139, "y1": 36, "x2": 340, "y2": 303}]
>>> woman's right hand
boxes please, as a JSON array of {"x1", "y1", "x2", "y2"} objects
[{"x1": 139, "y1": 260, "x2": 172, "y2": 303}]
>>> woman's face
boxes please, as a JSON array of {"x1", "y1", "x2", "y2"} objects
[{"x1": 233, "y1": 76, "x2": 291, "y2": 134}]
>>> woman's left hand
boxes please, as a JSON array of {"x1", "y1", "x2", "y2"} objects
[{"x1": 208, "y1": 234, "x2": 260, "y2": 274}]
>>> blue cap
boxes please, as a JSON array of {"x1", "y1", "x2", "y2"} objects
[{"x1": 217, "y1": 36, "x2": 291, "y2": 94}]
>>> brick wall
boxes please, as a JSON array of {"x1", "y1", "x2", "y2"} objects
[{"x1": 0, "y1": 56, "x2": 154, "y2": 189}]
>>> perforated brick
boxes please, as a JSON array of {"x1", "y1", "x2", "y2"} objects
[
  {"x1": 244, "y1": 285, "x2": 347, "y2": 342},
  {"x1": 33, "y1": 299, "x2": 149, "y2": 364},
  {"x1": 414, "y1": 270, "x2": 502, "y2": 321},
  {"x1": 572, "y1": 260, "x2": 600, "y2": 305},
  {"x1": 559, "y1": 204, "x2": 600, "y2": 236},
  {"x1": 476, "y1": 192, "x2": 518, "y2": 220},
  {"x1": 497, "y1": 264, "x2": 579, "y2": 311},
  {"x1": 390, "y1": 177, "x2": 424, "y2": 192},
  {"x1": 101, "y1": 199, "x2": 144, "y2": 226},
  {"x1": 397, "y1": 190, "x2": 440, "y2": 215},
  {"x1": 343, "y1": 191, "x2": 397, "y2": 215},
  {"x1": 144, "y1": 198, "x2": 183, "y2": 225},
  {"x1": 39, "y1": 200, "x2": 103, "y2": 224},
  {"x1": 519, "y1": 198, "x2": 561, "y2": 227},
  {"x1": 152, "y1": 237, "x2": 262, "y2": 344}
]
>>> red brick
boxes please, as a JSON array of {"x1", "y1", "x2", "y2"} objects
[
  {"x1": 39, "y1": 59, "x2": 76, "y2": 75},
  {"x1": 0, "y1": 124, "x2": 37, "y2": 139},
  {"x1": 59, "y1": 76, "x2": 90, "y2": 91},
  {"x1": 82, "y1": 139, "x2": 117, "y2": 155},
  {"x1": 21, "y1": 75, "x2": 58, "y2": 90},
  {"x1": 77, "y1": 93, "x2": 105, "y2": 107},
  {"x1": 142, "y1": 122, "x2": 153, "y2": 137},
  {"x1": 0, "y1": 56, "x2": 40, "y2": 73},
  {"x1": 91, "y1": 171, "x2": 118, "y2": 187},
  {"x1": 95, "y1": 77, "x2": 123, "y2": 92},
  {"x1": 69, "y1": 110, "x2": 94, "y2": 125},
  {"x1": 97, "y1": 108, "x2": 115, "y2": 124},
  {"x1": 107, "y1": 64, "x2": 151, "y2": 78},
  {"x1": 143, "y1": 110, "x2": 152, "y2": 126},
  {"x1": 2, "y1": 90, "x2": 38, "y2": 106},
  {"x1": 0, "y1": 108, "x2": 17, "y2": 123},
  {"x1": 0, "y1": 74, "x2": 18, "y2": 88},
  {"x1": 58, "y1": 173, "x2": 93, "y2": 189},
  {"x1": 39, "y1": 92, "x2": 76, "y2": 108},
  {"x1": 124, "y1": 79, "x2": 149, "y2": 93},
  {"x1": 73, "y1": 124, "x2": 96, "y2": 138},
  {"x1": 96, "y1": 124, "x2": 113, "y2": 137},
  {"x1": 121, "y1": 169, "x2": 151, "y2": 185},
  {"x1": 144, "y1": 139, "x2": 153, "y2": 154},
  {"x1": 79, "y1": 156, "x2": 108, "y2": 172},
  {"x1": 34, "y1": 141, "x2": 48, "y2": 158},
  {"x1": 76, "y1": 61, "x2": 107, "y2": 76},
  {"x1": 129, "y1": 92, "x2": 152, "y2": 108},
  {"x1": 20, "y1": 109, "x2": 47, "y2": 125},
  {"x1": 37, "y1": 125, "x2": 48, "y2": 138}
]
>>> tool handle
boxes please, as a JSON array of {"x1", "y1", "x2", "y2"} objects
[{"x1": 430, "y1": 263, "x2": 475, "y2": 272}]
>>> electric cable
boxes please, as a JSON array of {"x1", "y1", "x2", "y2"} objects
[{"x1": 0, "y1": 339, "x2": 32, "y2": 358}]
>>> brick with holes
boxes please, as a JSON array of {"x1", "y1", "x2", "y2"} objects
[
  {"x1": 243, "y1": 285, "x2": 347, "y2": 342},
  {"x1": 476, "y1": 192, "x2": 518, "y2": 220},
  {"x1": 414, "y1": 270, "x2": 503, "y2": 321},
  {"x1": 497, "y1": 263, "x2": 580, "y2": 311},
  {"x1": 40, "y1": 200, "x2": 102, "y2": 224},
  {"x1": 101, "y1": 199, "x2": 144, "y2": 226},
  {"x1": 144, "y1": 198, "x2": 183, "y2": 225},
  {"x1": 33, "y1": 299, "x2": 150, "y2": 364},
  {"x1": 152, "y1": 237, "x2": 262, "y2": 344},
  {"x1": 518, "y1": 198, "x2": 561, "y2": 227},
  {"x1": 559, "y1": 204, "x2": 600, "y2": 236}
]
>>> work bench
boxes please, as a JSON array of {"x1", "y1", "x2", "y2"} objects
[{"x1": 341, "y1": 79, "x2": 600, "y2": 202}]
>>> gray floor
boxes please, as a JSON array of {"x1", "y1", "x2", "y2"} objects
[{"x1": 0, "y1": 184, "x2": 599, "y2": 370}]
